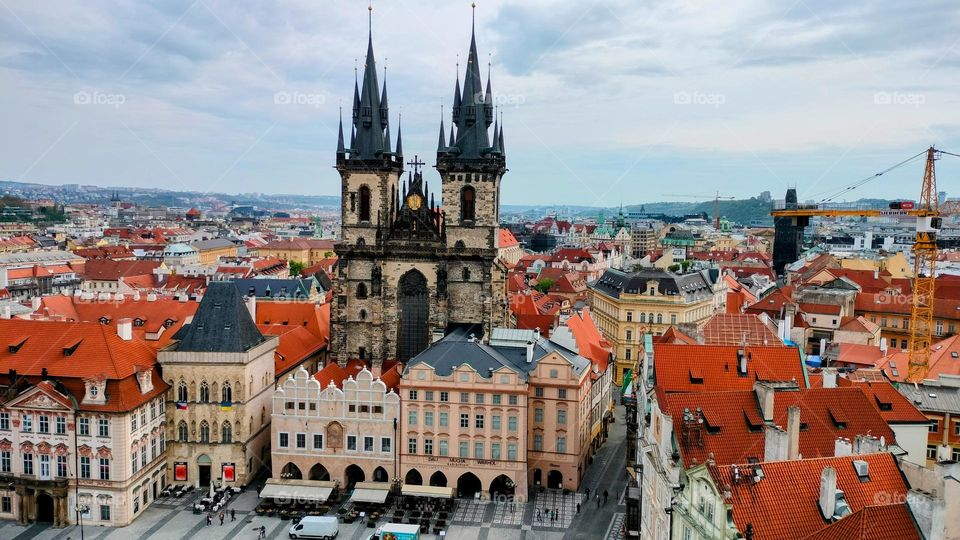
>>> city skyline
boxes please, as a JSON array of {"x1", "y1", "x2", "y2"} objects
[{"x1": 1, "y1": 1, "x2": 959, "y2": 205}]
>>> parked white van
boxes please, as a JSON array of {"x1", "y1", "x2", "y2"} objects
[{"x1": 288, "y1": 515, "x2": 339, "y2": 539}]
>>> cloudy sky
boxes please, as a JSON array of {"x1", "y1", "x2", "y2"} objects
[{"x1": 2, "y1": 0, "x2": 960, "y2": 206}]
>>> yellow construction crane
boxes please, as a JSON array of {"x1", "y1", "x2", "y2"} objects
[{"x1": 771, "y1": 147, "x2": 942, "y2": 382}]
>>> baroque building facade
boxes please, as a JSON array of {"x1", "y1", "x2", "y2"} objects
[{"x1": 331, "y1": 14, "x2": 509, "y2": 366}]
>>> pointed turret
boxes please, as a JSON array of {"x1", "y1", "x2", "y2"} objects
[
  {"x1": 336, "y1": 107, "x2": 346, "y2": 155},
  {"x1": 395, "y1": 115, "x2": 403, "y2": 159},
  {"x1": 491, "y1": 107, "x2": 499, "y2": 153},
  {"x1": 380, "y1": 66, "x2": 390, "y2": 129},
  {"x1": 437, "y1": 116, "x2": 447, "y2": 152},
  {"x1": 352, "y1": 69, "x2": 360, "y2": 122},
  {"x1": 352, "y1": 7, "x2": 387, "y2": 160},
  {"x1": 498, "y1": 114, "x2": 505, "y2": 155},
  {"x1": 448, "y1": 5, "x2": 492, "y2": 158}
]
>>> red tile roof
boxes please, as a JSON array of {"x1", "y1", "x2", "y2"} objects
[
  {"x1": 856, "y1": 292, "x2": 960, "y2": 318},
  {"x1": 498, "y1": 228, "x2": 519, "y2": 248},
  {"x1": 653, "y1": 326, "x2": 699, "y2": 345},
  {"x1": 564, "y1": 308, "x2": 611, "y2": 373},
  {"x1": 834, "y1": 343, "x2": 885, "y2": 367},
  {"x1": 799, "y1": 302, "x2": 843, "y2": 316},
  {"x1": 876, "y1": 334, "x2": 960, "y2": 382},
  {"x1": 255, "y1": 301, "x2": 329, "y2": 343},
  {"x1": 712, "y1": 453, "x2": 910, "y2": 540},
  {"x1": 840, "y1": 379, "x2": 928, "y2": 424},
  {"x1": 701, "y1": 314, "x2": 781, "y2": 346},
  {"x1": 83, "y1": 259, "x2": 161, "y2": 281},
  {"x1": 313, "y1": 361, "x2": 365, "y2": 389},
  {"x1": 801, "y1": 504, "x2": 921, "y2": 540},
  {"x1": 653, "y1": 344, "x2": 806, "y2": 393},
  {"x1": 259, "y1": 324, "x2": 326, "y2": 377}
]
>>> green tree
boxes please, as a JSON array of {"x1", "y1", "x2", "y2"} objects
[
  {"x1": 289, "y1": 260, "x2": 305, "y2": 277},
  {"x1": 534, "y1": 278, "x2": 556, "y2": 294}
]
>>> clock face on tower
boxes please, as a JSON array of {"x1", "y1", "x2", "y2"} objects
[{"x1": 407, "y1": 194, "x2": 423, "y2": 210}]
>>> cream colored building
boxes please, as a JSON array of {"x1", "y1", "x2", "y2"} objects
[
  {"x1": 589, "y1": 268, "x2": 724, "y2": 384},
  {"x1": 160, "y1": 282, "x2": 277, "y2": 489},
  {"x1": 271, "y1": 367, "x2": 399, "y2": 487}
]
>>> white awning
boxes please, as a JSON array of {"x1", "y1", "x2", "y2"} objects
[
  {"x1": 259, "y1": 479, "x2": 335, "y2": 502},
  {"x1": 401, "y1": 484, "x2": 455, "y2": 499},
  {"x1": 350, "y1": 482, "x2": 390, "y2": 504}
]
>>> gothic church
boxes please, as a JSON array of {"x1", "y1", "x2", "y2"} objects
[{"x1": 331, "y1": 9, "x2": 509, "y2": 366}]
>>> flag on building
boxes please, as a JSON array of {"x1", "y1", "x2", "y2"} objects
[
  {"x1": 220, "y1": 401, "x2": 232, "y2": 411},
  {"x1": 176, "y1": 402, "x2": 188, "y2": 410}
]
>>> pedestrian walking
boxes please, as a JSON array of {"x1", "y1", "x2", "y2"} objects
[
  {"x1": 603, "y1": 490, "x2": 609, "y2": 505},
  {"x1": 260, "y1": 525, "x2": 267, "y2": 538},
  {"x1": 219, "y1": 511, "x2": 225, "y2": 525},
  {"x1": 596, "y1": 494, "x2": 600, "y2": 508},
  {"x1": 536, "y1": 508, "x2": 541, "y2": 522},
  {"x1": 576, "y1": 502, "x2": 581, "y2": 514},
  {"x1": 231, "y1": 508, "x2": 236, "y2": 521},
  {"x1": 585, "y1": 487, "x2": 590, "y2": 500},
  {"x1": 206, "y1": 512, "x2": 212, "y2": 526},
  {"x1": 554, "y1": 508, "x2": 558, "y2": 521}
]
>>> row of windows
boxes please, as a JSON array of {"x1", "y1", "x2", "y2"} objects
[
  {"x1": 531, "y1": 434, "x2": 568, "y2": 453},
  {"x1": 0, "y1": 451, "x2": 72, "y2": 479},
  {"x1": 131, "y1": 433, "x2": 165, "y2": 475},
  {"x1": 176, "y1": 421, "x2": 233, "y2": 444},
  {"x1": 131, "y1": 399, "x2": 165, "y2": 433},
  {"x1": 355, "y1": 185, "x2": 477, "y2": 223},
  {"x1": 177, "y1": 381, "x2": 233, "y2": 403},
  {"x1": 407, "y1": 412, "x2": 521, "y2": 431},
  {"x1": 278, "y1": 432, "x2": 392, "y2": 453},
  {"x1": 926, "y1": 419, "x2": 960, "y2": 435},
  {"x1": 1, "y1": 413, "x2": 113, "y2": 438},
  {"x1": 407, "y1": 438, "x2": 518, "y2": 460},
  {"x1": 926, "y1": 445, "x2": 960, "y2": 461},
  {"x1": 407, "y1": 390, "x2": 520, "y2": 405}
]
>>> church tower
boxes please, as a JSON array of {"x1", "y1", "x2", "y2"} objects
[{"x1": 332, "y1": 7, "x2": 508, "y2": 368}]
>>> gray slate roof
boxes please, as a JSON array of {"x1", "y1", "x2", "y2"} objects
[
  {"x1": 191, "y1": 238, "x2": 238, "y2": 251},
  {"x1": 229, "y1": 277, "x2": 322, "y2": 299},
  {"x1": 173, "y1": 281, "x2": 263, "y2": 353},
  {"x1": 406, "y1": 326, "x2": 590, "y2": 381},
  {"x1": 898, "y1": 378, "x2": 960, "y2": 414},
  {"x1": 591, "y1": 268, "x2": 714, "y2": 301}
]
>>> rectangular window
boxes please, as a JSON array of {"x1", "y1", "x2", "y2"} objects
[
  {"x1": 439, "y1": 412, "x2": 448, "y2": 427},
  {"x1": 151, "y1": 437, "x2": 158, "y2": 460},
  {"x1": 313, "y1": 434, "x2": 323, "y2": 449},
  {"x1": 474, "y1": 442, "x2": 484, "y2": 459},
  {"x1": 278, "y1": 432, "x2": 289, "y2": 448},
  {"x1": 460, "y1": 414, "x2": 470, "y2": 428},
  {"x1": 626, "y1": 311, "x2": 633, "y2": 322},
  {"x1": 625, "y1": 329, "x2": 632, "y2": 341},
  {"x1": 509, "y1": 395, "x2": 518, "y2": 406},
  {"x1": 424, "y1": 411, "x2": 433, "y2": 426},
  {"x1": 159, "y1": 432, "x2": 165, "y2": 453},
  {"x1": 347, "y1": 435, "x2": 357, "y2": 451},
  {"x1": 100, "y1": 505, "x2": 110, "y2": 521},
  {"x1": 98, "y1": 418, "x2": 109, "y2": 438},
  {"x1": 364, "y1": 436, "x2": 374, "y2": 452},
  {"x1": 131, "y1": 415, "x2": 137, "y2": 433},
  {"x1": 425, "y1": 391, "x2": 434, "y2": 401},
  {"x1": 55, "y1": 416, "x2": 66, "y2": 435},
  {"x1": 460, "y1": 392, "x2": 469, "y2": 403},
  {"x1": 39, "y1": 415, "x2": 49, "y2": 434},
  {"x1": 475, "y1": 394, "x2": 485, "y2": 404},
  {"x1": 296, "y1": 433, "x2": 306, "y2": 449},
  {"x1": 492, "y1": 415, "x2": 502, "y2": 430},
  {"x1": 0, "y1": 412, "x2": 9, "y2": 431},
  {"x1": 492, "y1": 394, "x2": 502, "y2": 405},
  {"x1": 439, "y1": 440, "x2": 448, "y2": 456},
  {"x1": 408, "y1": 390, "x2": 418, "y2": 400},
  {"x1": 99, "y1": 458, "x2": 110, "y2": 480},
  {"x1": 80, "y1": 456, "x2": 90, "y2": 479},
  {"x1": 557, "y1": 436, "x2": 567, "y2": 453},
  {"x1": 558, "y1": 388, "x2": 567, "y2": 399},
  {"x1": 408, "y1": 411, "x2": 418, "y2": 426},
  {"x1": 440, "y1": 391, "x2": 449, "y2": 402},
  {"x1": 508, "y1": 416, "x2": 518, "y2": 431},
  {"x1": 927, "y1": 445, "x2": 938, "y2": 460},
  {"x1": 558, "y1": 410, "x2": 567, "y2": 425},
  {"x1": 955, "y1": 422, "x2": 960, "y2": 436},
  {"x1": 22, "y1": 414, "x2": 32, "y2": 432},
  {"x1": 535, "y1": 387, "x2": 544, "y2": 397},
  {"x1": 22, "y1": 453, "x2": 33, "y2": 475},
  {"x1": 930, "y1": 421, "x2": 939, "y2": 433},
  {"x1": 535, "y1": 408, "x2": 544, "y2": 423},
  {"x1": 459, "y1": 441, "x2": 468, "y2": 458},
  {"x1": 936, "y1": 320, "x2": 944, "y2": 336},
  {"x1": 1, "y1": 496, "x2": 9, "y2": 513},
  {"x1": 381, "y1": 437, "x2": 391, "y2": 453},
  {"x1": 424, "y1": 438, "x2": 434, "y2": 455},
  {"x1": 0, "y1": 451, "x2": 8, "y2": 473},
  {"x1": 78, "y1": 417, "x2": 89, "y2": 436},
  {"x1": 131, "y1": 453, "x2": 138, "y2": 475},
  {"x1": 475, "y1": 414, "x2": 485, "y2": 429},
  {"x1": 507, "y1": 443, "x2": 518, "y2": 461},
  {"x1": 408, "y1": 438, "x2": 417, "y2": 454},
  {"x1": 491, "y1": 443, "x2": 501, "y2": 460},
  {"x1": 534, "y1": 434, "x2": 543, "y2": 451}
]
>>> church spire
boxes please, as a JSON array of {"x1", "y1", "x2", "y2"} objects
[
  {"x1": 491, "y1": 106, "x2": 499, "y2": 153},
  {"x1": 437, "y1": 105, "x2": 447, "y2": 151},
  {"x1": 352, "y1": 4, "x2": 387, "y2": 160},
  {"x1": 395, "y1": 112, "x2": 403, "y2": 158},
  {"x1": 498, "y1": 111, "x2": 505, "y2": 155},
  {"x1": 448, "y1": 3, "x2": 492, "y2": 158},
  {"x1": 336, "y1": 106, "x2": 345, "y2": 155}
]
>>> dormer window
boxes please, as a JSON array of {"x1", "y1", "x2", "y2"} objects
[{"x1": 83, "y1": 379, "x2": 107, "y2": 405}]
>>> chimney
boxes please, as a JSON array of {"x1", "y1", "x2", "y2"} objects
[
  {"x1": 737, "y1": 349, "x2": 747, "y2": 375},
  {"x1": 31, "y1": 297, "x2": 41, "y2": 311},
  {"x1": 526, "y1": 341, "x2": 535, "y2": 363},
  {"x1": 246, "y1": 295, "x2": 257, "y2": 320},
  {"x1": 818, "y1": 467, "x2": 838, "y2": 520},
  {"x1": 133, "y1": 291, "x2": 141, "y2": 301},
  {"x1": 880, "y1": 338, "x2": 888, "y2": 356},
  {"x1": 755, "y1": 382, "x2": 775, "y2": 422},
  {"x1": 0, "y1": 267, "x2": 7, "y2": 289},
  {"x1": 147, "y1": 293, "x2": 157, "y2": 302},
  {"x1": 117, "y1": 318, "x2": 133, "y2": 341},
  {"x1": 1, "y1": 306, "x2": 10, "y2": 320},
  {"x1": 834, "y1": 437, "x2": 852, "y2": 457},
  {"x1": 786, "y1": 405, "x2": 801, "y2": 460},
  {"x1": 41, "y1": 367, "x2": 48, "y2": 380},
  {"x1": 764, "y1": 425, "x2": 788, "y2": 461},
  {"x1": 873, "y1": 269, "x2": 879, "y2": 280},
  {"x1": 854, "y1": 434, "x2": 882, "y2": 455},
  {"x1": 822, "y1": 368, "x2": 837, "y2": 389}
]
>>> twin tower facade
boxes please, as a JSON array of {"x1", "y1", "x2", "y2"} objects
[{"x1": 332, "y1": 11, "x2": 509, "y2": 366}]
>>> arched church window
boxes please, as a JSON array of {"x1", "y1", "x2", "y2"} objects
[
  {"x1": 359, "y1": 186, "x2": 371, "y2": 222},
  {"x1": 460, "y1": 186, "x2": 476, "y2": 222},
  {"x1": 199, "y1": 382, "x2": 209, "y2": 403},
  {"x1": 462, "y1": 267, "x2": 471, "y2": 280},
  {"x1": 356, "y1": 283, "x2": 368, "y2": 299}
]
